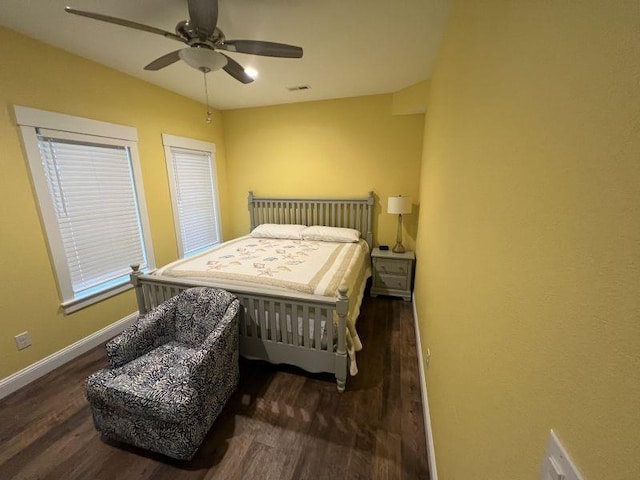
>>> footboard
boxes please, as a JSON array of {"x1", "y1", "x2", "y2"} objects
[{"x1": 130, "y1": 266, "x2": 350, "y2": 391}]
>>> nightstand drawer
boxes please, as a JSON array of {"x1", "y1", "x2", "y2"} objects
[
  {"x1": 375, "y1": 258, "x2": 409, "y2": 275},
  {"x1": 374, "y1": 273, "x2": 408, "y2": 291}
]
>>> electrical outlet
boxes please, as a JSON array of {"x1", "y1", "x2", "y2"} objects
[{"x1": 15, "y1": 331, "x2": 32, "y2": 350}]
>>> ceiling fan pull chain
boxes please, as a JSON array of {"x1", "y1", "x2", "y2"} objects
[{"x1": 203, "y1": 69, "x2": 212, "y2": 123}]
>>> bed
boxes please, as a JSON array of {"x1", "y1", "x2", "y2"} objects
[{"x1": 129, "y1": 191, "x2": 375, "y2": 391}]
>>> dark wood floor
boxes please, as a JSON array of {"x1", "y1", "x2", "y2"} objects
[{"x1": 0, "y1": 296, "x2": 428, "y2": 480}]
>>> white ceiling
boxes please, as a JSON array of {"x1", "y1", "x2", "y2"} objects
[{"x1": 0, "y1": 0, "x2": 451, "y2": 110}]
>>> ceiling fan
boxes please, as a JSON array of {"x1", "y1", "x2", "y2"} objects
[{"x1": 64, "y1": 0, "x2": 304, "y2": 84}]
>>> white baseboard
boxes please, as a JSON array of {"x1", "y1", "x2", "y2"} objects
[
  {"x1": 0, "y1": 311, "x2": 138, "y2": 400},
  {"x1": 412, "y1": 293, "x2": 438, "y2": 480}
]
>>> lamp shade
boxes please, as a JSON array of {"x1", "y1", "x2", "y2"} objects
[{"x1": 387, "y1": 196, "x2": 412, "y2": 215}]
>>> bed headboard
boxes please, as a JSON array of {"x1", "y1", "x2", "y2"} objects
[{"x1": 248, "y1": 191, "x2": 375, "y2": 248}]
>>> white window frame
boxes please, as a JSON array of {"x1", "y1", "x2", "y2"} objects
[
  {"x1": 15, "y1": 105, "x2": 155, "y2": 314},
  {"x1": 162, "y1": 133, "x2": 222, "y2": 258}
]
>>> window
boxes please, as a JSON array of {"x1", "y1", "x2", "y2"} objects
[
  {"x1": 162, "y1": 134, "x2": 222, "y2": 258},
  {"x1": 16, "y1": 106, "x2": 155, "y2": 313}
]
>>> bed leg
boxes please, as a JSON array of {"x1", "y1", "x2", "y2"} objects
[
  {"x1": 335, "y1": 354, "x2": 348, "y2": 392},
  {"x1": 335, "y1": 284, "x2": 349, "y2": 393}
]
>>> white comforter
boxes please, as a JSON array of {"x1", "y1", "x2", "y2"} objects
[{"x1": 157, "y1": 236, "x2": 368, "y2": 295}]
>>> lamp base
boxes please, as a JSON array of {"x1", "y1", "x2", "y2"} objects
[
  {"x1": 392, "y1": 242, "x2": 405, "y2": 254},
  {"x1": 393, "y1": 213, "x2": 406, "y2": 254}
]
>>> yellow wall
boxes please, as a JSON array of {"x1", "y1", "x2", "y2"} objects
[
  {"x1": 415, "y1": 1, "x2": 640, "y2": 479},
  {"x1": 0, "y1": 26, "x2": 228, "y2": 378},
  {"x1": 222, "y1": 95, "x2": 425, "y2": 249},
  {"x1": 392, "y1": 79, "x2": 430, "y2": 116}
]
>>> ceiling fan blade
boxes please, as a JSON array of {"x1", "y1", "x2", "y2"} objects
[
  {"x1": 221, "y1": 54, "x2": 254, "y2": 84},
  {"x1": 65, "y1": 7, "x2": 185, "y2": 43},
  {"x1": 187, "y1": 0, "x2": 219, "y2": 39},
  {"x1": 144, "y1": 50, "x2": 182, "y2": 71},
  {"x1": 219, "y1": 40, "x2": 303, "y2": 58}
]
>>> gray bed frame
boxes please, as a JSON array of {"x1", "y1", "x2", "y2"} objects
[{"x1": 130, "y1": 191, "x2": 375, "y2": 391}]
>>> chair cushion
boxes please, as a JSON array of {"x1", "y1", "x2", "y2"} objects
[
  {"x1": 86, "y1": 341, "x2": 201, "y2": 423},
  {"x1": 175, "y1": 287, "x2": 237, "y2": 346}
]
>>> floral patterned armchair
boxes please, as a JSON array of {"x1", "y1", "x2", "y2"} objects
[{"x1": 85, "y1": 287, "x2": 240, "y2": 460}]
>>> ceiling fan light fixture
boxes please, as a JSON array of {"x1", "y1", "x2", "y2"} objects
[{"x1": 179, "y1": 48, "x2": 228, "y2": 72}]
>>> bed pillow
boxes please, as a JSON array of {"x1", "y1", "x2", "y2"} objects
[
  {"x1": 250, "y1": 223, "x2": 307, "y2": 240},
  {"x1": 301, "y1": 226, "x2": 361, "y2": 243}
]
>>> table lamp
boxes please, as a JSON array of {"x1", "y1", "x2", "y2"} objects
[{"x1": 387, "y1": 195, "x2": 412, "y2": 253}]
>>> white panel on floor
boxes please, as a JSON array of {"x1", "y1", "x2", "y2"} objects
[{"x1": 541, "y1": 430, "x2": 585, "y2": 480}]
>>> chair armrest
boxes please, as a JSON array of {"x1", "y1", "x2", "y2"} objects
[
  {"x1": 188, "y1": 299, "x2": 240, "y2": 382},
  {"x1": 106, "y1": 296, "x2": 179, "y2": 368}
]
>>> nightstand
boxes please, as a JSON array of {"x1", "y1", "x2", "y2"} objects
[{"x1": 370, "y1": 248, "x2": 415, "y2": 301}]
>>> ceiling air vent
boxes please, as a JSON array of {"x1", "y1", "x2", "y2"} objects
[{"x1": 287, "y1": 85, "x2": 311, "y2": 91}]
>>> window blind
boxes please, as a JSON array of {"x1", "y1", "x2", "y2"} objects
[
  {"x1": 170, "y1": 147, "x2": 221, "y2": 256},
  {"x1": 37, "y1": 134, "x2": 148, "y2": 297}
]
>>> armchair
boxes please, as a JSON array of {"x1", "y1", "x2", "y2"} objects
[{"x1": 85, "y1": 287, "x2": 240, "y2": 460}]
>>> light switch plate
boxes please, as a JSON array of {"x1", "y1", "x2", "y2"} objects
[
  {"x1": 543, "y1": 455, "x2": 565, "y2": 480},
  {"x1": 541, "y1": 430, "x2": 584, "y2": 480}
]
